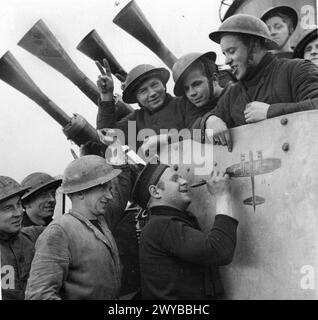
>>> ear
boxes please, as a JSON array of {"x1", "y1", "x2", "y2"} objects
[
  {"x1": 212, "y1": 72, "x2": 218, "y2": 83},
  {"x1": 75, "y1": 191, "x2": 85, "y2": 200},
  {"x1": 148, "y1": 185, "x2": 161, "y2": 199},
  {"x1": 23, "y1": 201, "x2": 30, "y2": 209}
]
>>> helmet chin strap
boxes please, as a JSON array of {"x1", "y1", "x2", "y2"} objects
[
  {"x1": 202, "y1": 58, "x2": 218, "y2": 107},
  {"x1": 242, "y1": 38, "x2": 261, "y2": 81}
]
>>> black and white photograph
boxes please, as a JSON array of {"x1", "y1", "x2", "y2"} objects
[{"x1": 0, "y1": 0, "x2": 318, "y2": 309}]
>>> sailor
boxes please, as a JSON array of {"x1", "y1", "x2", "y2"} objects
[
  {"x1": 293, "y1": 28, "x2": 318, "y2": 66},
  {"x1": 0, "y1": 176, "x2": 43, "y2": 300},
  {"x1": 25, "y1": 155, "x2": 135, "y2": 300},
  {"x1": 201, "y1": 14, "x2": 318, "y2": 150},
  {"x1": 132, "y1": 161, "x2": 238, "y2": 299},
  {"x1": 21, "y1": 172, "x2": 61, "y2": 227},
  {"x1": 95, "y1": 59, "x2": 208, "y2": 158},
  {"x1": 261, "y1": 6, "x2": 298, "y2": 59}
]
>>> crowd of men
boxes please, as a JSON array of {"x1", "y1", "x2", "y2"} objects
[{"x1": 1, "y1": 6, "x2": 318, "y2": 300}]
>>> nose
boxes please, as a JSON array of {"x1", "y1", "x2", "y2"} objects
[
  {"x1": 49, "y1": 193, "x2": 56, "y2": 202},
  {"x1": 13, "y1": 204, "x2": 23, "y2": 217},
  {"x1": 179, "y1": 177, "x2": 189, "y2": 187},
  {"x1": 225, "y1": 55, "x2": 232, "y2": 66},
  {"x1": 311, "y1": 50, "x2": 318, "y2": 56},
  {"x1": 105, "y1": 188, "x2": 113, "y2": 200},
  {"x1": 188, "y1": 86, "x2": 197, "y2": 97},
  {"x1": 148, "y1": 87, "x2": 157, "y2": 99}
]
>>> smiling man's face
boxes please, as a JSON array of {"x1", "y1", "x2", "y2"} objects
[
  {"x1": 0, "y1": 195, "x2": 23, "y2": 234},
  {"x1": 136, "y1": 77, "x2": 166, "y2": 111},
  {"x1": 221, "y1": 34, "x2": 250, "y2": 80},
  {"x1": 155, "y1": 168, "x2": 191, "y2": 211}
]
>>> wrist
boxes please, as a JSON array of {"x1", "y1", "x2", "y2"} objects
[
  {"x1": 215, "y1": 192, "x2": 232, "y2": 216},
  {"x1": 100, "y1": 93, "x2": 114, "y2": 102}
]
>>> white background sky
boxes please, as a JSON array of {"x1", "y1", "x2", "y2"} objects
[{"x1": 0, "y1": 0, "x2": 225, "y2": 182}]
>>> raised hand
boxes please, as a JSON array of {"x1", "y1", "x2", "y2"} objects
[{"x1": 96, "y1": 58, "x2": 114, "y2": 100}]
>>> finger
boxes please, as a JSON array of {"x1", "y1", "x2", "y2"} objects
[
  {"x1": 115, "y1": 73, "x2": 126, "y2": 83},
  {"x1": 95, "y1": 60, "x2": 106, "y2": 75},
  {"x1": 218, "y1": 133, "x2": 227, "y2": 146},
  {"x1": 102, "y1": 58, "x2": 112, "y2": 76},
  {"x1": 224, "y1": 130, "x2": 233, "y2": 152}
]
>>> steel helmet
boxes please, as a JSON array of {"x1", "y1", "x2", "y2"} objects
[
  {"x1": 0, "y1": 176, "x2": 30, "y2": 203},
  {"x1": 21, "y1": 172, "x2": 62, "y2": 200},
  {"x1": 60, "y1": 155, "x2": 121, "y2": 194},
  {"x1": 172, "y1": 51, "x2": 216, "y2": 96},
  {"x1": 209, "y1": 14, "x2": 279, "y2": 49},
  {"x1": 293, "y1": 28, "x2": 318, "y2": 59},
  {"x1": 122, "y1": 64, "x2": 170, "y2": 104},
  {"x1": 261, "y1": 6, "x2": 298, "y2": 31}
]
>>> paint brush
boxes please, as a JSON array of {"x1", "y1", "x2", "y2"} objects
[
  {"x1": 190, "y1": 180, "x2": 207, "y2": 188},
  {"x1": 190, "y1": 170, "x2": 234, "y2": 188}
]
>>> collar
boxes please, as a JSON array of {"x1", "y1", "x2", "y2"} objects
[
  {"x1": 149, "y1": 205, "x2": 200, "y2": 228},
  {"x1": 22, "y1": 211, "x2": 52, "y2": 227},
  {"x1": 0, "y1": 230, "x2": 19, "y2": 241},
  {"x1": 22, "y1": 211, "x2": 37, "y2": 227},
  {"x1": 241, "y1": 52, "x2": 276, "y2": 87},
  {"x1": 139, "y1": 93, "x2": 172, "y2": 115}
]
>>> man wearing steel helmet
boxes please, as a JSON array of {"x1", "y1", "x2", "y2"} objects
[
  {"x1": 95, "y1": 59, "x2": 207, "y2": 157},
  {"x1": 21, "y1": 172, "x2": 62, "y2": 227},
  {"x1": 0, "y1": 176, "x2": 43, "y2": 300},
  {"x1": 172, "y1": 52, "x2": 234, "y2": 108},
  {"x1": 293, "y1": 29, "x2": 318, "y2": 66},
  {"x1": 261, "y1": 6, "x2": 298, "y2": 59},
  {"x1": 25, "y1": 155, "x2": 135, "y2": 300},
  {"x1": 201, "y1": 14, "x2": 318, "y2": 151},
  {"x1": 132, "y1": 162, "x2": 238, "y2": 299}
]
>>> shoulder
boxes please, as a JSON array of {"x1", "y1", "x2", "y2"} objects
[
  {"x1": 218, "y1": 82, "x2": 240, "y2": 104},
  {"x1": 20, "y1": 226, "x2": 45, "y2": 242},
  {"x1": 36, "y1": 221, "x2": 70, "y2": 248},
  {"x1": 273, "y1": 57, "x2": 315, "y2": 73}
]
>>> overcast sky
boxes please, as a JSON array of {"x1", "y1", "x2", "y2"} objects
[{"x1": 0, "y1": 0, "x2": 225, "y2": 181}]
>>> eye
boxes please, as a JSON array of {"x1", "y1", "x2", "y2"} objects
[
  {"x1": 193, "y1": 81, "x2": 203, "y2": 87},
  {"x1": 137, "y1": 88, "x2": 147, "y2": 95},
  {"x1": 274, "y1": 23, "x2": 283, "y2": 30},
  {"x1": 171, "y1": 174, "x2": 180, "y2": 182},
  {"x1": 228, "y1": 48, "x2": 235, "y2": 55},
  {"x1": 151, "y1": 82, "x2": 160, "y2": 89}
]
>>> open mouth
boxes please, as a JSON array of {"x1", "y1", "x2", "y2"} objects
[
  {"x1": 231, "y1": 65, "x2": 238, "y2": 75},
  {"x1": 149, "y1": 97, "x2": 161, "y2": 104},
  {"x1": 179, "y1": 186, "x2": 189, "y2": 193}
]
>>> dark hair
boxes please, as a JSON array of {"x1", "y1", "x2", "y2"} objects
[
  {"x1": 236, "y1": 33, "x2": 268, "y2": 50},
  {"x1": 80, "y1": 141, "x2": 106, "y2": 157}
]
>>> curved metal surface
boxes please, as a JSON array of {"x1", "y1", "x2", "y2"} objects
[{"x1": 159, "y1": 110, "x2": 318, "y2": 299}]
